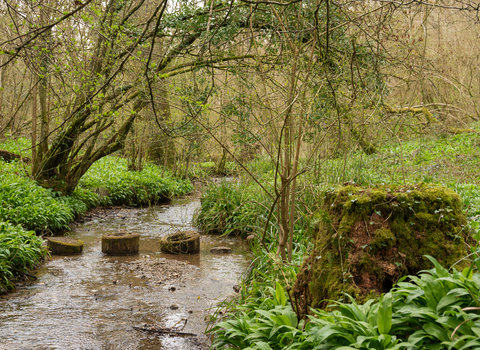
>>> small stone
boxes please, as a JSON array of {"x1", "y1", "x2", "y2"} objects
[
  {"x1": 91, "y1": 290, "x2": 98, "y2": 293},
  {"x1": 210, "y1": 247, "x2": 232, "y2": 254},
  {"x1": 170, "y1": 304, "x2": 179, "y2": 310}
]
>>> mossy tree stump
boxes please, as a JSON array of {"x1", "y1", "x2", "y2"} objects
[
  {"x1": 102, "y1": 232, "x2": 140, "y2": 256},
  {"x1": 47, "y1": 237, "x2": 84, "y2": 255},
  {"x1": 160, "y1": 231, "x2": 200, "y2": 254},
  {"x1": 294, "y1": 183, "x2": 468, "y2": 314}
]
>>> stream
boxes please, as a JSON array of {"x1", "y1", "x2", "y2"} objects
[{"x1": 0, "y1": 199, "x2": 249, "y2": 350}]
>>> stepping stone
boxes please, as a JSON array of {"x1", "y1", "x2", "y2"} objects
[
  {"x1": 102, "y1": 232, "x2": 140, "y2": 256},
  {"x1": 47, "y1": 237, "x2": 84, "y2": 255},
  {"x1": 160, "y1": 231, "x2": 200, "y2": 254}
]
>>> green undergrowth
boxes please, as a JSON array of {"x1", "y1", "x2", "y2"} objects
[
  {"x1": 194, "y1": 180, "x2": 274, "y2": 236},
  {"x1": 78, "y1": 156, "x2": 193, "y2": 206},
  {"x1": 0, "y1": 137, "x2": 31, "y2": 158},
  {"x1": 178, "y1": 160, "x2": 238, "y2": 179},
  {"x1": 0, "y1": 172, "x2": 75, "y2": 232},
  {"x1": 199, "y1": 126, "x2": 480, "y2": 349},
  {"x1": 0, "y1": 138, "x2": 192, "y2": 290},
  {"x1": 318, "y1": 123, "x2": 480, "y2": 186},
  {"x1": 211, "y1": 255, "x2": 480, "y2": 350},
  {"x1": 0, "y1": 222, "x2": 48, "y2": 292},
  {"x1": 0, "y1": 155, "x2": 193, "y2": 233}
]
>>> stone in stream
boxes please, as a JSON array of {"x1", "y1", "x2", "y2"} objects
[
  {"x1": 102, "y1": 232, "x2": 140, "y2": 256},
  {"x1": 210, "y1": 246, "x2": 232, "y2": 254},
  {"x1": 47, "y1": 237, "x2": 84, "y2": 255}
]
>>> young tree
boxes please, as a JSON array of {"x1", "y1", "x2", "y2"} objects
[{"x1": 0, "y1": 0, "x2": 255, "y2": 193}]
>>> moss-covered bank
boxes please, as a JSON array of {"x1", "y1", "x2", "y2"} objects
[{"x1": 293, "y1": 183, "x2": 468, "y2": 314}]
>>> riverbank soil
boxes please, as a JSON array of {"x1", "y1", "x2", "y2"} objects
[{"x1": 293, "y1": 183, "x2": 469, "y2": 315}]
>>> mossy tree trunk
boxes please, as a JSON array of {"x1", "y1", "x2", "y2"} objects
[{"x1": 293, "y1": 183, "x2": 468, "y2": 316}]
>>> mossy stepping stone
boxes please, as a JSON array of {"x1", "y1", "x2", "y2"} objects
[
  {"x1": 160, "y1": 231, "x2": 200, "y2": 254},
  {"x1": 47, "y1": 237, "x2": 84, "y2": 255},
  {"x1": 102, "y1": 232, "x2": 140, "y2": 256}
]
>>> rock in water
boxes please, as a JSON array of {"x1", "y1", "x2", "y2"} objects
[
  {"x1": 102, "y1": 232, "x2": 140, "y2": 256},
  {"x1": 210, "y1": 247, "x2": 232, "y2": 254}
]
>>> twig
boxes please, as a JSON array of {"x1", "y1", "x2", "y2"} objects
[
  {"x1": 12, "y1": 267, "x2": 38, "y2": 280},
  {"x1": 133, "y1": 325, "x2": 196, "y2": 337}
]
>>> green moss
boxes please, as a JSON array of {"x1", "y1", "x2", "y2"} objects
[
  {"x1": 47, "y1": 237, "x2": 84, "y2": 255},
  {"x1": 370, "y1": 228, "x2": 395, "y2": 253},
  {"x1": 294, "y1": 183, "x2": 468, "y2": 313},
  {"x1": 49, "y1": 238, "x2": 84, "y2": 247}
]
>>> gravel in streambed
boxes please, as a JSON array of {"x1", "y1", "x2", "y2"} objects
[{"x1": 121, "y1": 258, "x2": 198, "y2": 285}]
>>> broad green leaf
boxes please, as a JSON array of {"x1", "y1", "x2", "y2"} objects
[
  {"x1": 378, "y1": 293, "x2": 393, "y2": 335},
  {"x1": 275, "y1": 282, "x2": 286, "y2": 306},
  {"x1": 471, "y1": 327, "x2": 480, "y2": 337},
  {"x1": 459, "y1": 339, "x2": 480, "y2": 350},
  {"x1": 423, "y1": 322, "x2": 449, "y2": 342},
  {"x1": 462, "y1": 267, "x2": 473, "y2": 280},
  {"x1": 425, "y1": 255, "x2": 450, "y2": 278},
  {"x1": 270, "y1": 315, "x2": 291, "y2": 326},
  {"x1": 255, "y1": 341, "x2": 273, "y2": 350},
  {"x1": 436, "y1": 295, "x2": 459, "y2": 312}
]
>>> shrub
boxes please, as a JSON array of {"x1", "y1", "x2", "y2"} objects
[
  {"x1": 0, "y1": 173, "x2": 74, "y2": 233},
  {"x1": 70, "y1": 187, "x2": 101, "y2": 210},
  {"x1": 78, "y1": 156, "x2": 193, "y2": 206},
  {"x1": 194, "y1": 180, "x2": 274, "y2": 237},
  {"x1": 0, "y1": 222, "x2": 48, "y2": 291}
]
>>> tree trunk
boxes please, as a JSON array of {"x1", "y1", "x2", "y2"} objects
[{"x1": 31, "y1": 83, "x2": 37, "y2": 174}]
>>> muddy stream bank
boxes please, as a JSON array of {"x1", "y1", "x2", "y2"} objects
[{"x1": 0, "y1": 199, "x2": 249, "y2": 350}]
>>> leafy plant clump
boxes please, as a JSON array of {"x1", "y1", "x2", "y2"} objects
[
  {"x1": 78, "y1": 156, "x2": 193, "y2": 206},
  {"x1": 0, "y1": 172, "x2": 74, "y2": 233},
  {"x1": 0, "y1": 222, "x2": 48, "y2": 292},
  {"x1": 194, "y1": 179, "x2": 274, "y2": 237},
  {"x1": 294, "y1": 183, "x2": 468, "y2": 313},
  {"x1": 212, "y1": 255, "x2": 480, "y2": 350}
]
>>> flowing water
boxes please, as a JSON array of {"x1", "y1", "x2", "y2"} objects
[{"x1": 0, "y1": 199, "x2": 249, "y2": 350}]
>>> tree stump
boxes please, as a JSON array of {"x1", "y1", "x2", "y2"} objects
[
  {"x1": 47, "y1": 237, "x2": 84, "y2": 255},
  {"x1": 160, "y1": 231, "x2": 200, "y2": 254},
  {"x1": 102, "y1": 232, "x2": 140, "y2": 256},
  {"x1": 293, "y1": 183, "x2": 468, "y2": 314}
]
